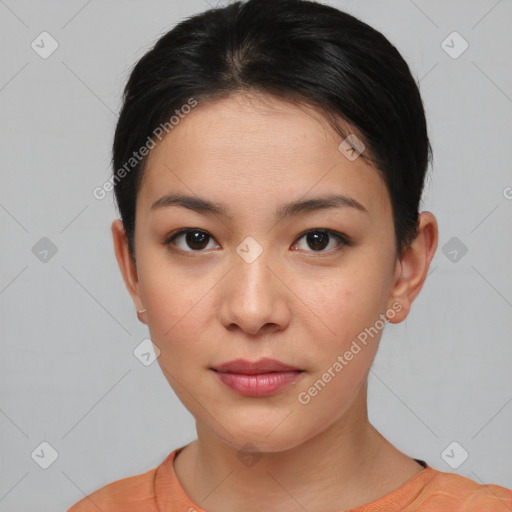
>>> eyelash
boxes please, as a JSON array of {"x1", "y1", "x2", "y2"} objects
[{"x1": 163, "y1": 228, "x2": 352, "y2": 255}]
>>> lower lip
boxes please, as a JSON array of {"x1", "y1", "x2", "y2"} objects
[{"x1": 213, "y1": 370, "x2": 303, "y2": 397}]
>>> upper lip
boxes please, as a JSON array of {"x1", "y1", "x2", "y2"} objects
[{"x1": 211, "y1": 358, "x2": 302, "y2": 374}]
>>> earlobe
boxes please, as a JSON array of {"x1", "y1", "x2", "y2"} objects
[
  {"x1": 111, "y1": 219, "x2": 146, "y2": 320},
  {"x1": 386, "y1": 212, "x2": 438, "y2": 324}
]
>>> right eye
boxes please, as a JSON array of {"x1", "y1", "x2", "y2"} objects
[{"x1": 164, "y1": 228, "x2": 220, "y2": 253}]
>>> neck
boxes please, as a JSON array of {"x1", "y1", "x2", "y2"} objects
[{"x1": 173, "y1": 383, "x2": 423, "y2": 512}]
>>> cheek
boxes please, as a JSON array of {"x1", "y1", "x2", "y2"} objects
[
  {"x1": 295, "y1": 346, "x2": 375, "y2": 432},
  {"x1": 297, "y1": 263, "x2": 390, "y2": 344},
  {"x1": 294, "y1": 274, "x2": 384, "y2": 416},
  {"x1": 136, "y1": 254, "x2": 211, "y2": 354}
]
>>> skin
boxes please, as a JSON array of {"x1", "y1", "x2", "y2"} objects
[{"x1": 112, "y1": 91, "x2": 438, "y2": 512}]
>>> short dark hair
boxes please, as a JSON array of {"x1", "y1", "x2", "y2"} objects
[{"x1": 112, "y1": 0, "x2": 432, "y2": 259}]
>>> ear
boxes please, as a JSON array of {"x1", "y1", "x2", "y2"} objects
[
  {"x1": 386, "y1": 212, "x2": 438, "y2": 323},
  {"x1": 111, "y1": 219, "x2": 146, "y2": 323}
]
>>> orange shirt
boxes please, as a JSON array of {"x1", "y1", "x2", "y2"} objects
[{"x1": 67, "y1": 445, "x2": 512, "y2": 511}]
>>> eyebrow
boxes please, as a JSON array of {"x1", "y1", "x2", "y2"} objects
[{"x1": 150, "y1": 193, "x2": 369, "y2": 219}]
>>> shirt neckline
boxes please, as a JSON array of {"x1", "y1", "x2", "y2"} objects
[{"x1": 155, "y1": 445, "x2": 437, "y2": 512}]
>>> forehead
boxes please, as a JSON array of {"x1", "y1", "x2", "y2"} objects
[{"x1": 139, "y1": 92, "x2": 391, "y2": 220}]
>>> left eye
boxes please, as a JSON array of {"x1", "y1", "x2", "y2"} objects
[{"x1": 293, "y1": 229, "x2": 350, "y2": 253}]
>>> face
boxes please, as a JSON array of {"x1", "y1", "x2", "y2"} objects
[{"x1": 118, "y1": 92, "x2": 408, "y2": 452}]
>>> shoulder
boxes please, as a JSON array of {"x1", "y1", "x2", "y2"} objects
[
  {"x1": 418, "y1": 467, "x2": 512, "y2": 511},
  {"x1": 66, "y1": 466, "x2": 159, "y2": 512}
]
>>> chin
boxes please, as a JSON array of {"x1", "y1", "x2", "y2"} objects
[{"x1": 212, "y1": 422, "x2": 311, "y2": 454}]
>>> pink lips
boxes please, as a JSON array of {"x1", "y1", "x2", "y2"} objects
[{"x1": 211, "y1": 358, "x2": 304, "y2": 397}]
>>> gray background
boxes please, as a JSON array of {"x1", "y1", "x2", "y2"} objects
[{"x1": 0, "y1": 0, "x2": 511, "y2": 510}]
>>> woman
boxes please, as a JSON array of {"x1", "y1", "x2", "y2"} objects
[{"x1": 68, "y1": 0, "x2": 512, "y2": 510}]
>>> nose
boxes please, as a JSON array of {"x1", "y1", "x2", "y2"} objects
[{"x1": 219, "y1": 248, "x2": 290, "y2": 337}]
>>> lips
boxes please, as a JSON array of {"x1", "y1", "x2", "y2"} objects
[
  {"x1": 211, "y1": 358, "x2": 304, "y2": 397},
  {"x1": 211, "y1": 358, "x2": 302, "y2": 375}
]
